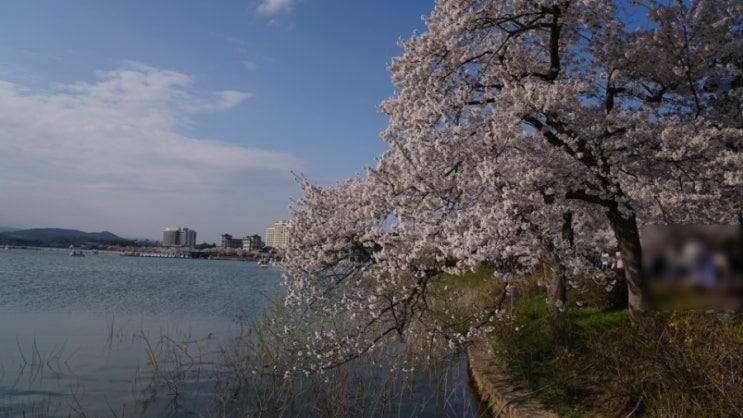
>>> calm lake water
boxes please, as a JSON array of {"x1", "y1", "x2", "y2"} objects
[{"x1": 0, "y1": 248, "x2": 486, "y2": 417}]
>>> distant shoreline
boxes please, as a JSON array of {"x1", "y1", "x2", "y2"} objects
[{"x1": 4, "y1": 245, "x2": 280, "y2": 263}]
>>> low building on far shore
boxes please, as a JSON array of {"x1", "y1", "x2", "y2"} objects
[
  {"x1": 221, "y1": 234, "x2": 243, "y2": 249},
  {"x1": 221, "y1": 233, "x2": 264, "y2": 251},
  {"x1": 242, "y1": 234, "x2": 264, "y2": 251}
]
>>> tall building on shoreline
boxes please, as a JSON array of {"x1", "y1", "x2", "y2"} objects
[
  {"x1": 163, "y1": 227, "x2": 197, "y2": 247},
  {"x1": 266, "y1": 220, "x2": 289, "y2": 249}
]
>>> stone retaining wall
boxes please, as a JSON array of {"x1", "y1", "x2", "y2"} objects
[{"x1": 467, "y1": 338, "x2": 558, "y2": 418}]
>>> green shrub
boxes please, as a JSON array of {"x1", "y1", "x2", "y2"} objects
[
  {"x1": 433, "y1": 266, "x2": 743, "y2": 416},
  {"x1": 587, "y1": 312, "x2": 743, "y2": 417},
  {"x1": 488, "y1": 290, "x2": 742, "y2": 417}
]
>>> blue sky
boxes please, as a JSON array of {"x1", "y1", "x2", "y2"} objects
[{"x1": 0, "y1": 0, "x2": 432, "y2": 242}]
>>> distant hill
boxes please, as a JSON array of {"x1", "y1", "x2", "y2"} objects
[
  {"x1": 0, "y1": 227, "x2": 20, "y2": 233},
  {"x1": 0, "y1": 228, "x2": 134, "y2": 247}
]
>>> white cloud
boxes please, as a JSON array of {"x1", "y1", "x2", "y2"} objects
[
  {"x1": 256, "y1": 0, "x2": 296, "y2": 15},
  {"x1": 184, "y1": 90, "x2": 254, "y2": 112},
  {"x1": 241, "y1": 60, "x2": 259, "y2": 71},
  {"x1": 0, "y1": 63, "x2": 301, "y2": 239}
]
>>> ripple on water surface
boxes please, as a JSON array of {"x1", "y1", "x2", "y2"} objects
[
  {"x1": 0, "y1": 249, "x2": 284, "y2": 417},
  {"x1": 0, "y1": 248, "x2": 284, "y2": 317}
]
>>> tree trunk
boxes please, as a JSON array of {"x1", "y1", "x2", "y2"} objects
[
  {"x1": 541, "y1": 257, "x2": 567, "y2": 311},
  {"x1": 553, "y1": 211, "x2": 571, "y2": 310},
  {"x1": 608, "y1": 209, "x2": 648, "y2": 313},
  {"x1": 553, "y1": 273, "x2": 567, "y2": 310}
]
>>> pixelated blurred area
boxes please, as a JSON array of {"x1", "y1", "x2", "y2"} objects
[{"x1": 642, "y1": 225, "x2": 743, "y2": 312}]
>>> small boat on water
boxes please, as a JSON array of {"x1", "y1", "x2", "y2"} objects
[
  {"x1": 69, "y1": 245, "x2": 85, "y2": 257},
  {"x1": 257, "y1": 257, "x2": 270, "y2": 268},
  {"x1": 4, "y1": 245, "x2": 8, "y2": 250}
]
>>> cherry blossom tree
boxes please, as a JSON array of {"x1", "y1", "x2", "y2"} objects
[
  {"x1": 377, "y1": 0, "x2": 742, "y2": 312},
  {"x1": 280, "y1": 0, "x2": 742, "y2": 369}
]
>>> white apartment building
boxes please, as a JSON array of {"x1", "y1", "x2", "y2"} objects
[{"x1": 265, "y1": 221, "x2": 289, "y2": 249}]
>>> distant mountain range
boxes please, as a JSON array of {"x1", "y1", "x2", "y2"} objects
[
  {"x1": 0, "y1": 227, "x2": 20, "y2": 233},
  {"x1": 0, "y1": 228, "x2": 134, "y2": 247}
]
